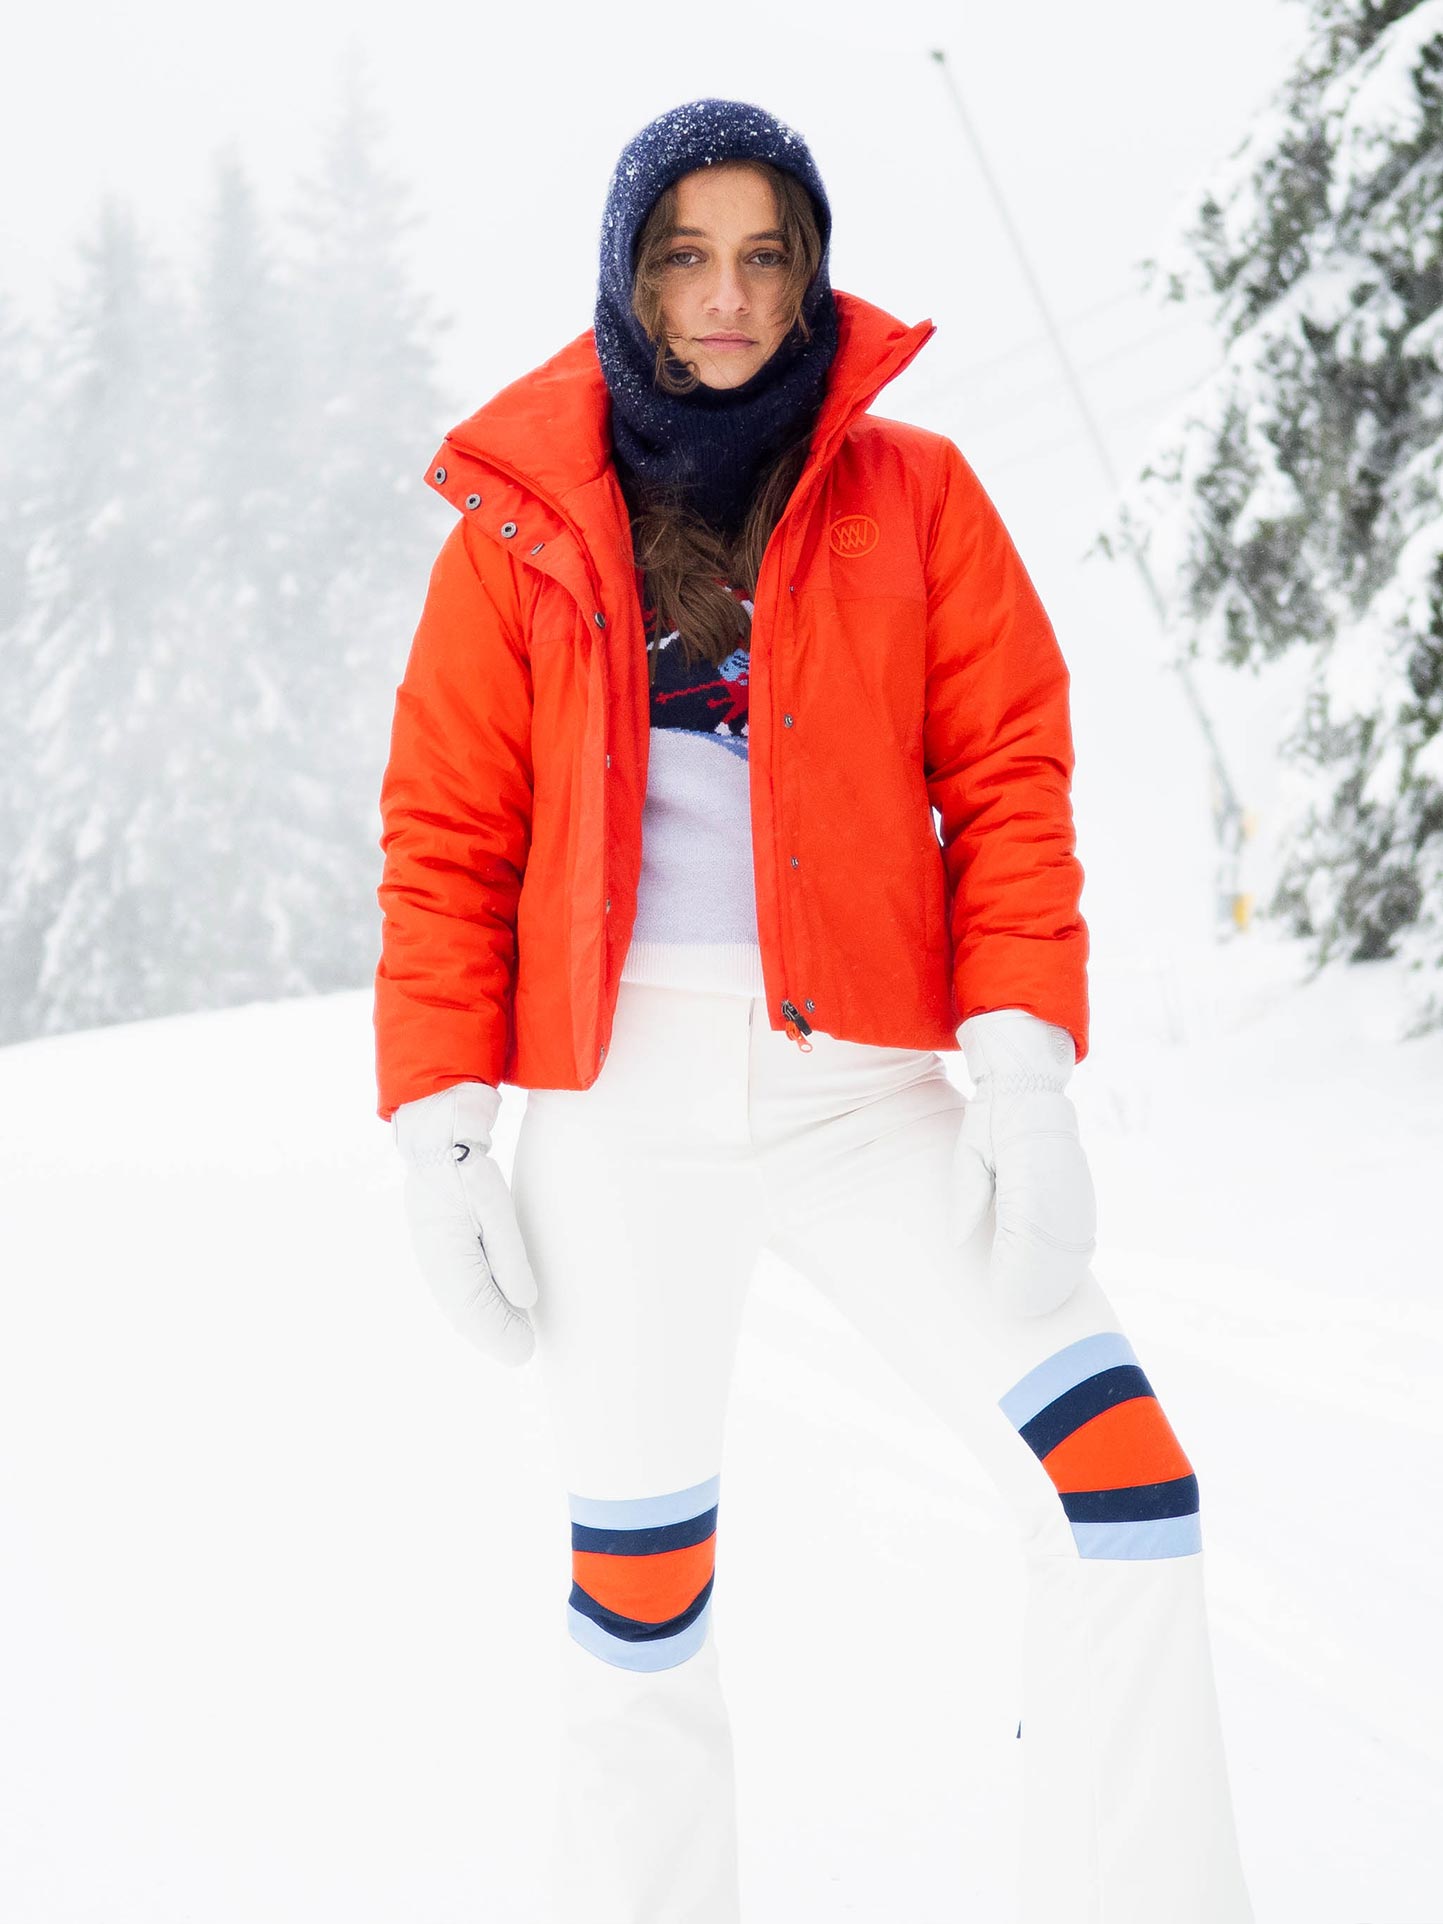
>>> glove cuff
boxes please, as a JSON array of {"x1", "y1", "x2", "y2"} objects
[
  {"x1": 957, "y1": 1008, "x2": 1076, "y2": 1093},
  {"x1": 393, "y1": 1080, "x2": 502, "y2": 1165}
]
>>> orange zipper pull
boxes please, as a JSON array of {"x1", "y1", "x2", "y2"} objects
[{"x1": 780, "y1": 999, "x2": 814, "y2": 1052}]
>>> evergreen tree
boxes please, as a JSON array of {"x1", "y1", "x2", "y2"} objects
[
  {"x1": 274, "y1": 44, "x2": 451, "y2": 998},
  {"x1": 0, "y1": 197, "x2": 200, "y2": 1040},
  {"x1": 0, "y1": 291, "x2": 42, "y2": 638},
  {"x1": 0, "y1": 58, "x2": 450, "y2": 1045},
  {"x1": 1101, "y1": 0, "x2": 1443, "y2": 1031},
  {"x1": 136, "y1": 144, "x2": 315, "y2": 1014},
  {"x1": 0, "y1": 293, "x2": 48, "y2": 1035}
]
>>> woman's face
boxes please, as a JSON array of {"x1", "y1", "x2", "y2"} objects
[{"x1": 654, "y1": 163, "x2": 795, "y2": 390}]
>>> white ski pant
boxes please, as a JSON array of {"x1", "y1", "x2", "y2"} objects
[{"x1": 509, "y1": 979, "x2": 1253, "y2": 1923}]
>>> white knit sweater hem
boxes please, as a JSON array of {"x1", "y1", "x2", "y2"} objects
[{"x1": 619, "y1": 939, "x2": 767, "y2": 1001}]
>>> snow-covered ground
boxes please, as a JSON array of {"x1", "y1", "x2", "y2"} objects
[{"x1": 1, "y1": 924, "x2": 1438, "y2": 1921}]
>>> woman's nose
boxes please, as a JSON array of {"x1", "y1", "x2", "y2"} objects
[{"x1": 706, "y1": 261, "x2": 748, "y2": 314}]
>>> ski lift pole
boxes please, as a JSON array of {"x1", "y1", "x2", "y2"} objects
[{"x1": 927, "y1": 46, "x2": 1251, "y2": 934}]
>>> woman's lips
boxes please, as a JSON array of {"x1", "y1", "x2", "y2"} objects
[{"x1": 699, "y1": 335, "x2": 755, "y2": 348}]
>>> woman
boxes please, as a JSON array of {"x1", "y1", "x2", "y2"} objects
[{"x1": 373, "y1": 98, "x2": 1254, "y2": 1924}]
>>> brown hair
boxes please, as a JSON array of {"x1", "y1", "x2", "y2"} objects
[{"x1": 622, "y1": 161, "x2": 826, "y2": 681}]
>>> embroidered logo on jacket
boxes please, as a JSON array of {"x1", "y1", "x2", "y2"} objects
[{"x1": 829, "y1": 513, "x2": 880, "y2": 556}]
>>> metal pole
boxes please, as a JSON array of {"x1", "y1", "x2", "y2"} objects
[{"x1": 928, "y1": 46, "x2": 1251, "y2": 933}]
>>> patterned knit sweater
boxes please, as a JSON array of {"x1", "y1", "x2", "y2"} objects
[{"x1": 619, "y1": 580, "x2": 766, "y2": 1000}]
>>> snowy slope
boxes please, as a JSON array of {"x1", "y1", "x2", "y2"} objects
[{"x1": 1, "y1": 928, "x2": 1438, "y2": 1922}]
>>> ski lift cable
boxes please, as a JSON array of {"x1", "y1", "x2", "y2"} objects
[
  {"x1": 930, "y1": 338, "x2": 1209, "y2": 446},
  {"x1": 905, "y1": 301, "x2": 1197, "y2": 398},
  {"x1": 971, "y1": 371, "x2": 1215, "y2": 477},
  {"x1": 926, "y1": 47, "x2": 1247, "y2": 868}
]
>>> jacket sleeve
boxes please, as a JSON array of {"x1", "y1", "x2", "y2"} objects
[
  {"x1": 921, "y1": 435, "x2": 1089, "y2": 1065},
  {"x1": 373, "y1": 515, "x2": 533, "y2": 1120}
]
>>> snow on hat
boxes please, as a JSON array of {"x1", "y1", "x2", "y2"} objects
[{"x1": 592, "y1": 97, "x2": 840, "y2": 531}]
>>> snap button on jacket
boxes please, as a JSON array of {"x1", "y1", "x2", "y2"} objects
[{"x1": 373, "y1": 289, "x2": 1089, "y2": 1120}]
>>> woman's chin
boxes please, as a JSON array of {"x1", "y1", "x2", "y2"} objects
[{"x1": 692, "y1": 349, "x2": 771, "y2": 390}]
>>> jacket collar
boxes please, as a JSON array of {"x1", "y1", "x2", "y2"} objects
[{"x1": 437, "y1": 288, "x2": 936, "y2": 511}]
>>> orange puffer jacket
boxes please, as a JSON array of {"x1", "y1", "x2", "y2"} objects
[{"x1": 373, "y1": 289, "x2": 1088, "y2": 1120}]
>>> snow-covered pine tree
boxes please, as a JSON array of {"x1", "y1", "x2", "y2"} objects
[
  {"x1": 0, "y1": 292, "x2": 49, "y2": 1034},
  {"x1": 0, "y1": 61, "x2": 449, "y2": 1046},
  {"x1": 276, "y1": 47, "x2": 451, "y2": 998},
  {"x1": 0, "y1": 199, "x2": 201, "y2": 1042},
  {"x1": 138, "y1": 146, "x2": 318, "y2": 1014},
  {"x1": 0, "y1": 292, "x2": 42, "y2": 639},
  {"x1": 1100, "y1": 0, "x2": 1443, "y2": 1032}
]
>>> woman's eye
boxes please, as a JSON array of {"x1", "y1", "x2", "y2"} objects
[{"x1": 664, "y1": 249, "x2": 787, "y2": 268}]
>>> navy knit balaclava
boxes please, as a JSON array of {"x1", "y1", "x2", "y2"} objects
[{"x1": 593, "y1": 98, "x2": 840, "y2": 537}]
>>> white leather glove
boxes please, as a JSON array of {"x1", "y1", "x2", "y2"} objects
[
  {"x1": 948, "y1": 1008, "x2": 1097, "y2": 1317},
  {"x1": 392, "y1": 1080, "x2": 539, "y2": 1366}
]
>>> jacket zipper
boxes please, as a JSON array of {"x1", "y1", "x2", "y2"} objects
[
  {"x1": 780, "y1": 999, "x2": 813, "y2": 1051},
  {"x1": 762, "y1": 469, "x2": 830, "y2": 1063},
  {"x1": 763, "y1": 448, "x2": 838, "y2": 1064},
  {"x1": 466, "y1": 435, "x2": 849, "y2": 1068}
]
